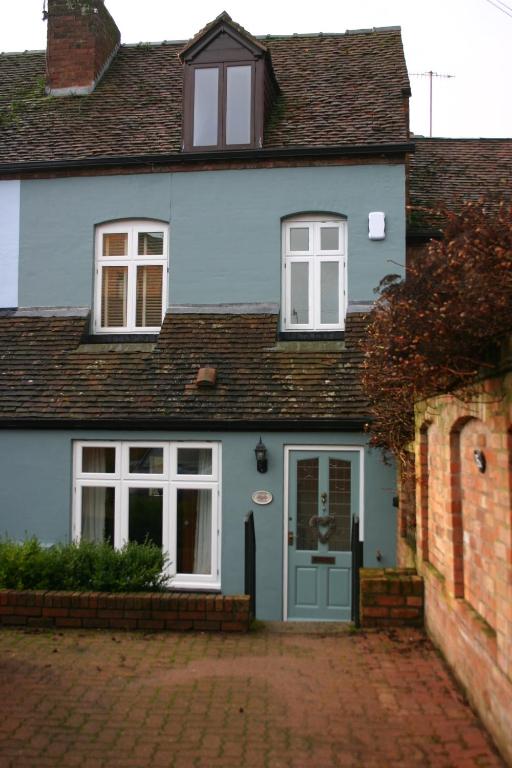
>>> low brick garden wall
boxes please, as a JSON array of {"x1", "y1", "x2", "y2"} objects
[
  {"x1": 0, "y1": 590, "x2": 250, "y2": 632},
  {"x1": 360, "y1": 568, "x2": 424, "y2": 627}
]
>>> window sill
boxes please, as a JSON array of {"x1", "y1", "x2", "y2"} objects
[
  {"x1": 83, "y1": 333, "x2": 160, "y2": 344},
  {"x1": 278, "y1": 331, "x2": 345, "y2": 342},
  {"x1": 169, "y1": 582, "x2": 221, "y2": 592}
]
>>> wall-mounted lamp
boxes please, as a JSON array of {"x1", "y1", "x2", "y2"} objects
[
  {"x1": 255, "y1": 437, "x2": 268, "y2": 473},
  {"x1": 473, "y1": 449, "x2": 486, "y2": 473}
]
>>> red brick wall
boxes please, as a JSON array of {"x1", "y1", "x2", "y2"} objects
[
  {"x1": 46, "y1": 0, "x2": 120, "y2": 92},
  {"x1": 401, "y1": 372, "x2": 512, "y2": 764},
  {"x1": 0, "y1": 590, "x2": 250, "y2": 633},
  {"x1": 360, "y1": 568, "x2": 424, "y2": 627}
]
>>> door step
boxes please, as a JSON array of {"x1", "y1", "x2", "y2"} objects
[{"x1": 264, "y1": 620, "x2": 354, "y2": 634}]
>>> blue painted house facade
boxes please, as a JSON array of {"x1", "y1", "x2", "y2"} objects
[{"x1": 0, "y1": 2, "x2": 412, "y2": 620}]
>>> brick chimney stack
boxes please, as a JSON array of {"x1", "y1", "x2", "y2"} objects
[{"x1": 45, "y1": 0, "x2": 121, "y2": 96}]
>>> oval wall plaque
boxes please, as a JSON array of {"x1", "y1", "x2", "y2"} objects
[{"x1": 251, "y1": 490, "x2": 273, "y2": 505}]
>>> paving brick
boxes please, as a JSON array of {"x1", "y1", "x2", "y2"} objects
[{"x1": 0, "y1": 626, "x2": 505, "y2": 767}]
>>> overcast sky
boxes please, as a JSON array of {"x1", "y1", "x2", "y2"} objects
[{"x1": 1, "y1": 0, "x2": 511, "y2": 138}]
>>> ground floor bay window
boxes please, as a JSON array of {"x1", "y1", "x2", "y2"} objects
[{"x1": 73, "y1": 441, "x2": 220, "y2": 589}]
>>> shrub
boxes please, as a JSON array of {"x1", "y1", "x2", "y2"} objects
[
  {"x1": 362, "y1": 199, "x2": 512, "y2": 459},
  {"x1": 0, "y1": 538, "x2": 170, "y2": 592}
]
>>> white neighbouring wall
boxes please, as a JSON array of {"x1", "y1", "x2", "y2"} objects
[{"x1": 0, "y1": 180, "x2": 20, "y2": 308}]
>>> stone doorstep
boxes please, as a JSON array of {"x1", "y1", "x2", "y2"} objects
[{"x1": 264, "y1": 621, "x2": 355, "y2": 635}]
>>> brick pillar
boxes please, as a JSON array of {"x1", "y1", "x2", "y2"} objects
[{"x1": 46, "y1": 0, "x2": 121, "y2": 96}]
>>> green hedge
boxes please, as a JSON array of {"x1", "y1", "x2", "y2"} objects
[{"x1": 0, "y1": 538, "x2": 170, "y2": 592}]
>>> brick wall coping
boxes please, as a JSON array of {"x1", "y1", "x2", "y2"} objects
[
  {"x1": 0, "y1": 589, "x2": 250, "y2": 633},
  {"x1": 360, "y1": 568, "x2": 424, "y2": 628}
]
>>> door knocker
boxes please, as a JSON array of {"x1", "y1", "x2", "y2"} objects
[{"x1": 309, "y1": 515, "x2": 336, "y2": 543}]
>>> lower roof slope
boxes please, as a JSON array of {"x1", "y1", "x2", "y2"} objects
[{"x1": 0, "y1": 311, "x2": 370, "y2": 428}]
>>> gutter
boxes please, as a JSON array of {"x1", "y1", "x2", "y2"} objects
[
  {"x1": 0, "y1": 418, "x2": 370, "y2": 432},
  {"x1": 0, "y1": 142, "x2": 415, "y2": 175}
]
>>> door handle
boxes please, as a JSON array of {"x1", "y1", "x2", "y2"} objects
[{"x1": 288, "y1": 532, "x2": 294, "y2": 546}]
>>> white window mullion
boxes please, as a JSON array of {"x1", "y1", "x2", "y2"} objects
[
  {"x1": 118, "y1": 483, "x2": 128, "y2": 547},
  {"x1": 312, "y1": 257, "x2": 320, "y2": 328},
  {"x1": 168, "y1": 484, "x2": 178, "y2": 577}
]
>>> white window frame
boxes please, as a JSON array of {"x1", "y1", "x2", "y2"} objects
[
  {"x1": 282, "y1": 216, "x2": 347, "y2": 331},
  {"x1": 94, "y1": 219, "x2": 168, "y2": 334},
  {"x1": 73, "y1": 441, "x2": 221, "y2": 590}
]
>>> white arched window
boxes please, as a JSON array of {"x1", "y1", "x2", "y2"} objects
[
  {"x1": 94, "y1": 220, "x2": 168, "y2": 333},
  {"x1": 282, "y1": 215, "x2": 347, "y2": 331}
]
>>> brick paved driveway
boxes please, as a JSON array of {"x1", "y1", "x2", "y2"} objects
[{"x1": 0, "y1": 626, "x2": 504, "y2": 768}]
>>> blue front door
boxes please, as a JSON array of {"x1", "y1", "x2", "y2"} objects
[{"x1": 287, "y1": 450, "x2": 359, "y2": 621}]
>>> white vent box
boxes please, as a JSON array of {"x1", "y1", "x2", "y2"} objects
[{"x1": 368, "y1": 211, "x2": 386, "y2": 240}]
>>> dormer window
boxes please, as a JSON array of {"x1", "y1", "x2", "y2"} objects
[
  {"x1": 192, "y1": 63, "x2": 253, "y2": 148},
  {"x1": 180, "y1": 12, "x2": 277, "y2": 152}
]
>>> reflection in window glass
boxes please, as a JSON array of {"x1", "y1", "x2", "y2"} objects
[
  {"x1": 81, "y1": 486, "x2": 115, "y2": 544},
  {"x1": 129, "y1": 447, "x2": 164, "y2": 474},
  {"x1": 177, "y1": 488, "x2": 212, "y2": 574},
  {"x1": 177, "y1": 448, "x2": 212, "y2": 475},
  {"x1": 138, "y1": 232, "x2": 164, "y2": 256},
  {"x1": 328, "y1": 458, "x2": 351, "y2": 551},
  {"x1": 296, "y1": 459, "x2": 318, "y2": 551},
  {"x1": 289, "y1": 227, "x2": 309, "y2": 251},
  {"x1": 193, "y1": 68, "x2": 219, "y2": 147},
  {"x1": 101, "y1": 266, "x2": 127, "y2": 327},
  {"x1": 103, "y1": 233, "x2": 127, "y2": 257},
  {"x1": 290, "y1": 262, "x2": 309, "y2": 324},
  {"x1": 226, "y1": 65, "x2": 251, "y2": 145},
  {"x1": 128, "y1": 488, "x2": 163, "y2": 547},
  {"x1": 320, "y1": 261, "x2": 339, "y2": 324},
  {"x1": 135, "y1": 265, "x2": 163, "y2": 327},
  {"x1": 320, "y1": 227, "x2": 339, "y2": 251},
  {"x1": 82, "y1": 446, "x2": 116, "y2": 473}
]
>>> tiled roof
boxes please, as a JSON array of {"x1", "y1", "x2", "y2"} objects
[
  {"x1": 0, "y1": 28, "x2": 410, "y2": 166},
  {"x1": 0, "y1": 312, "x2": 370, "y2": 426},
  {"x1": 408, "y1": 138, "x2": 512, "y2": 231}
]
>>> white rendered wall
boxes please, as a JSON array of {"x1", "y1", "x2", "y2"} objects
[{"x1": 0, "y1": 180, "x2": 20, "y2": 307}]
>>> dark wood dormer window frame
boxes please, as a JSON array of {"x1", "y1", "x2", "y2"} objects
[{"x1": 180, "y1": 13, "x2": 276, "y2": 153}]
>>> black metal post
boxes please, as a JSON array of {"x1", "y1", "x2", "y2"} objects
[
  {"x1": 351, "y1": 516, "x2": 363, "y2": 627},
  {"x1": 244, "y1": 511, "x2": 256, "y2": 619}
]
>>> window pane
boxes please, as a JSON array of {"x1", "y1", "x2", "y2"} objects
[
  {"x1": 138, "y1": 231, "x2": 164, "y2": 256},
  {"x1": 103, "y1": 233, "x2": 127, "y2": 257},
  {"x1": 226, "y1": 65, "x2": 251, "y2": 145},
  {"x1": 129, "y1": 447, "x2": 164, "y2": 474},
  {"x1": 81, "y1": 486, "x2": 115, "y2": 544},
  {"x1": 328, "y1": 458, "x2": 351, "y2": 551},
  {"x1": 101, "y1": 266, "x2": 127, "y2": 327},
  {"x1": 193, "y1": 68, "x2": 219, "y2": 147},
  {"x1": 290, "y1": 262, "x2": 309, "y2": 324},
  {"x1": 128, "y1": 488, "x2": 163, "y2": 547},
  {"x1": 177, "y1": 488, "x2": 212, "y2": 574},
  {"x1": 82, "y1": 446, "x2": 116, "y2": 473},
  {"x1": 320, "y1": 261, "x2": 339, "y2": 324},
  {"x1": 136, "y1": 265, "x2": 163, "y2": 327},
  {"x1": 320, "y1": 227, "x2": 339, "y2": 251},
  {"x1": 296, "y1": 458, "x2": 318, "y2": 551},
  {"x1": 177, "y1": 448, "x2": 212, "y2": 475},
  {"x1": 289, "y1": 227, "x2": 309, "y2": 251}
]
